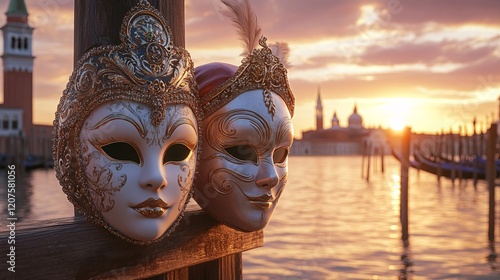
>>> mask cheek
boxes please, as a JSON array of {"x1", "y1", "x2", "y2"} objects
[
  {"x1": 81, "y1": 142, "x2": 127, "y2": 213},
  {"x1": 204, "y1": 152, "x2": 254, "y2": 194},
  {"x1": 171, "y1": 161, "x2": 195, "y2": 211}
]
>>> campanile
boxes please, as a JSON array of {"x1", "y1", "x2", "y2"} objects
[{"x1": 1, "y1": 0, "x2": 34, "y2": 135}]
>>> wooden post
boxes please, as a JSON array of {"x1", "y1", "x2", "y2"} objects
[
  {"x1": 366, "y1": 142, "x2": 372, "y2": 182},
  {"x1": 436, "y1": 131, "x2": 442, "y2": 181},
  {"x1": 487, "y1": 123, "x2": 497, "y2": 243},
  {"x1": 458, "y1": 126, "x2": 463, "y2": 181},
  {"x1": 449, "y1": 129, "x2": 456, "y2": 183},
  {"x1": 400, "y1": 127, "x2": 411, "y2": 241},
  {"x1": 480, "y1": 129, "x2": 485, "y2": 159},
  {"x1": 473, "y1": 118, "x2": 479, "y2": 186},
  {"x1": 380, "y1": 145, "x2": 385, "y2": 173},
  {"x1": 361, "y1": 141, "x2": 366, "y2": 178}
]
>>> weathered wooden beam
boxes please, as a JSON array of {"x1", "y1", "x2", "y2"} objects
[
  {"x1": 0, "y1": 208, "x2": 263, "y2": 280},
  {"x1": 74, "y1": 0, "x2": 185, "y2": 64}
]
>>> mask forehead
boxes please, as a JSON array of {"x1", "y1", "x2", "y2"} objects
[{"x1": 206, "y1": 90, "x2": 293, "y2": 148}]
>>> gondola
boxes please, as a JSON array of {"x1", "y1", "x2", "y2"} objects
[
  {"x1": 391, "y1": 148, "x2": 420, "y2": 169},
  {"x1": 413, "y1": 148, "x2": 487, "y2": 180}
]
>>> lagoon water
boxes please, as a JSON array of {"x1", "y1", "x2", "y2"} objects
[{"x1": 2, "y1": 156, "x2": 500, "y2": 279}]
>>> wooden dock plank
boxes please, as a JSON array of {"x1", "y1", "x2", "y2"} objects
[{"x1": 0, "y1": 209, "x2": 263, "y2": 279}]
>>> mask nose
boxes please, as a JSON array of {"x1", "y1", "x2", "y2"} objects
[
  {"x1": 255, "y1": 158, "x2": 279, "y2": 189},
  {"x1": 139, "y1": 158, "x2": 167, "y2": 190}
]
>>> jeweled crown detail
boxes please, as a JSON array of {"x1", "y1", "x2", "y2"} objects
[{"x1": 201, "y1": 36, "x2": 294, "y2": 117}]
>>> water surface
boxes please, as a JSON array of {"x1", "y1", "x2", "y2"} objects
[{"x1": 1, "y1": 156, "x2": 500, "y2": 279}]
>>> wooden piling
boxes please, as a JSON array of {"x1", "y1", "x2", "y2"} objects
[
  {"x1": 400, "y1": 127, "x2": 411, "y2": 241},
  {"x1": 361, "y1": 141, "x2": 365, "y2": 178},
  {"x1": 366, "y1": 142, "x2": 372, "y2": 182},
  {"x1": 436, "y1": 131, "x2": 442, "y2": 181},
  {"x1": 487, "y1": 123, "x2": 497, "y2": 242},
  {"x1": 380, "y1": 145, "x2": 385, "y2": 173},
  {"x1": 473, "y1": 118, "x2": 478, "y2": 186},
  {"x1": 458, "y1": 126, "x2": 463, "y2": 181},
  {"x1": 450, "y1": 129, "x2": 456, "y2": 183}
]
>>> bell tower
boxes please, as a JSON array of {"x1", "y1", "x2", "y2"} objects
[
  {"x1": 1, "y1": 0, "x2": 34, "y2": 135},
  {"x1": 315, "y1": 87, "x2": 323, "y2": 131}
]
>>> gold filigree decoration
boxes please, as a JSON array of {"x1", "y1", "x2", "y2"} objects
[
  {"x1": 177, "y1": 161, "x2": 194, "y2": 211},
  {"x1": 201, "y1": 36, "x2": 294, "y2": 117},
  {"x1": 52, "y1": 0, "x2": 201, "y2": 245}
]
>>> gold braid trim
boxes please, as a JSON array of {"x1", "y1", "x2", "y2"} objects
[{"x1": 201, "y1": 37, "x2": 295, "y2": 117}]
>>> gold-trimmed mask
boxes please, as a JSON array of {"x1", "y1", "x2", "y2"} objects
[
  {"x1": 53, "y1": 0, "x2": 200, "y2": 244},
  {"x1": 193, "y1": 0, "x2": 295, "y2": 232}
]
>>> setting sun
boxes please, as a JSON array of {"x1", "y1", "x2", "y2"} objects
[{"x1": 390, "y1": 118, "x2": 405, "y2": 131}]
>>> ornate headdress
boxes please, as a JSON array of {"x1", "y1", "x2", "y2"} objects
[
  {"x1": 52, "y1": 0, "x2": 198, "y2": 243},
  {"x1": 195, "y1": 0, "x2": 295, "y2": 117}
]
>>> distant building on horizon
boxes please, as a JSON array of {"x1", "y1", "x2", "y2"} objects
[
  {"x1": 291, "y1": 88, "x2": 391, "y2": 156},
  {"x1": 0, "y1": 0, "x2": 52, "y2": 164}
]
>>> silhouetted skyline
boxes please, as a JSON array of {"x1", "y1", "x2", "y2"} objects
[{"x1": 0, "y1": 0, "x2": 499, "y2": 137}]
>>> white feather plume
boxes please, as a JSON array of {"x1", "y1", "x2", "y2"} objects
[
  {"x1": 268, "y1": 42, "x2": 291, "y2": 68},
  {"x1": 220, "y1": 0, "x2": 262, "y2": 56}
]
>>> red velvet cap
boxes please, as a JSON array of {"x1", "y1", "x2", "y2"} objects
[{"x1": 194, "y1": 62, "x2": 238, "y2": 98}]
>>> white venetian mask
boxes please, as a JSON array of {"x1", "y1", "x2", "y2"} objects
[
  {"x1": 53, "y1": 1, "x2": 200, "y2": 244},
  {"x1": 194, "y1": 90, "x2": 293, "y2": 231},
  {"x1": 79, "y1": 100, "x2": 198, "y2": 241}
]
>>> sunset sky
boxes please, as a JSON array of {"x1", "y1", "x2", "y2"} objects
[{"x1": 0, "y1": 0, "x2": 499, "y2": 137}]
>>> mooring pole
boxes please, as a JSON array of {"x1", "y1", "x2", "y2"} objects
[
  {"x1": 436, "y1": 131, "x2": 442, "y2": 181},
  {"x1": 361, "y1": 142, "x2": 366, "y2": 178},
  {"x1": 380, "y1": 145, "x2": 385, "y2": 173},
  {"x1": 400, "y1": 126, "x2": 411, "y2": 241},
  {"x1": 366, "y1": 142, "x2": 372, "y2": 182},
  {"x1": 473, "y1": 117, "x2": 478, "y2": 186},
  {"x1": 487, "y1": 123, "x2": 497, "y2": 243},
  {"x1": 458, "y1": 126, "x2": 463, "y2": 181}
]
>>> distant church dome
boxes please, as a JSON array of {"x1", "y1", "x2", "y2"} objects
[{"x1": 348, "y1": 104, "x2": 363, "y2": 128}]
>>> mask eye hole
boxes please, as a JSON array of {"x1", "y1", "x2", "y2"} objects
[
  {"x1": 224, "y1": 145, "x2": 258, "y2": 164},
  {"x1": 164, "y1": 143, "x2": 192, "y2": 164},
  {"x1": 273, "y1": 147, "x2": 289, "y2": 164},
  {"x1": 101, "y1": 142, "x2": 140, "y2": 164}
]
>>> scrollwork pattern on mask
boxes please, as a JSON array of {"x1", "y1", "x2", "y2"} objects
[
  {"x1": 204, "y1": 109, "x2": 272, "y2": 159},
  {"x1": 208, "y1": 168, "x2": 254, "y2": 195}
]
